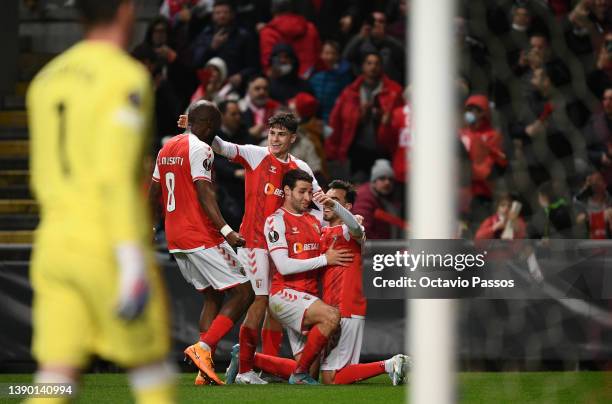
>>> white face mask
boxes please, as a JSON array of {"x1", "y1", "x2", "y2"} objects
[
  {"x1": 464, "y1": 111, "x2": 477, "y2": 125},
  {"x1": 512, "y1": 23, "x2": 528, "y2": 32},
  {"x1": 278, "y1": 64, "x2": 292, "y2": 75}
]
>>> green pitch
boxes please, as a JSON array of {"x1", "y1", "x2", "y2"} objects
[{"x1": 1, "y1": 371, "x2": 610, "y2": 403}]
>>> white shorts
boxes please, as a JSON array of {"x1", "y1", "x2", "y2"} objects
[
  {"x1": 287, "y1": 328, "x2": 307, "y2": 356},
  {"x1": 320, "y1": 318, "x2": 365, "y2": 371},
  {"x1": 268, "y1": 289, "x2": 318, "y2": 334},
  {"x1": 237, "y1": 247, "x2": 270, "y2": 295},
  {"x1": 174, "y1": 241, "x2": 248, "y2": 291}
]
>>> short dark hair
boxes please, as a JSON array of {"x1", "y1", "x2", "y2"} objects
[
  {"x1": 323, "y1": 40, "x2": 341, "y2": 53},
  {"x1": 268, "y1": 112, "x2": 298, "y2": 134},
  {"x1": 218, "y1": 99, "x2": 239, "y2": 115},
  {"x1": 282, "y1": 169, "x2": 313, "y2": 191},
  {"x1": 213, "y1": 0, "x2": 234, "y2": 11},
  {"x1": 328, "y1": 180, "x2": 356, "y2": 204},
  {"x1": 361, "y1": 51, "x2": 382, "y2": 65},
  {"x1": 188, "y1": 100, "x2": 221, "y2": 127},
  {"x1": 75, "y1": 0, "x2": 129, "y2": 26},
  {"x1": 247, "y1": 74, "x2": 269, "y2": 86}
]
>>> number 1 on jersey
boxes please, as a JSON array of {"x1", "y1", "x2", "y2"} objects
[
  {"x1": 57, "y1": 102, "x2": 70, "y2": 176},
  {"x1": 165, "y1": 172, "x2": 176, "y2": 212}
]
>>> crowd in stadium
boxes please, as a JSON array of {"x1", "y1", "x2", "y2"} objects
[{"x1": 130, "y1": 0, "x2": 612, "y2": 241}]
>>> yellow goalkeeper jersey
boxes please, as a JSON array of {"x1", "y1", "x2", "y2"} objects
[{"x1": 27, "y1": 40, "x2": 153, "y2": 249}]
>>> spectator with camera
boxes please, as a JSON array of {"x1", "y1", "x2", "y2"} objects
[{"x1": 475, "y1": 193, "x2": 527, "y2": 240}]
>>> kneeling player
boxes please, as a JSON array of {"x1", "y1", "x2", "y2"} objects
[
  {"x1": 250, "y1": 169, "x2": 352, "y2": 384},
  {"x1": 317, "y1": 181, "x2": 410, "y2": 385},
  {"x1": 229, "y1": 181, "x2": 410, "y2": 385}
]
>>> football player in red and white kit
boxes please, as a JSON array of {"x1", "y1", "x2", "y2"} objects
[
  {"x1": 228, "y1": 179, "x2": 410, "y2": 385},
  {"x1": 149, "y1": 101, "x2": 260, "y2": 385},
  {"x1": 259, "y1": 169, "x2": 353, "y2": 384},
  {"x1": 316, "y1": 180, "x2": 410, "y2": 385},
  {"x1": 213, "y1": 113, "x2": 325, "y2": 383}
]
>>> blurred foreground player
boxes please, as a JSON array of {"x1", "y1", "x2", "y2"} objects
[
  {"x1": 149, "y1": 101, "x2": 257, "y2": 385},
  {"x1": 27, "y1": 0, "x2": 175, "y2": 402}
]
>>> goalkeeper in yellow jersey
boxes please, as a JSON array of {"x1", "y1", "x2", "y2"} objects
[{"x1": 26, "y1": 0, "x2": 175, "y2": 402}]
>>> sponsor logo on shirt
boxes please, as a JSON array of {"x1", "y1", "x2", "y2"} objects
[
  {"x1": 264, "y1": 182, "x2": 284, "y2": 197},
  {"x1": 293, "y1": 242, "x2": 319, "y2": 254}
]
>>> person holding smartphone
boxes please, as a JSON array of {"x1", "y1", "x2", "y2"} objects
[{"x1": 475, "y1": 193, "x2": 527, "y2": 240}]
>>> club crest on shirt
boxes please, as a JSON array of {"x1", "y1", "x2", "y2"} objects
[
  {"x1": 203, "y1": 158, "x2": 212, "y2": 171},
  {"x1": 269, "y1": 165, "x2": 277, "y2": 173},
  {"x1": 268, "y1": 230, "x2": 279, "y2": 243}
]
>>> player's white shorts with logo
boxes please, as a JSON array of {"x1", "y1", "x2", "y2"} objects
[
  {"x1": 320, "y1": 317, "x2": 365, "y2": 371},
  {"x1": 268, "y1": 288, "x2": 318, "y2": 334},
  {"x1": 174, "y1": 241, "x2": 248, "y2": 291},
  {"x1": 237, "y1": 247, "x2": 270, "y2": 295}
]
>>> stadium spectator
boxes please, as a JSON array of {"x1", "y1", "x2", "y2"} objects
[
  {"x1": 474, "y1": 193, "x2": 527, "y2": 240},
  {"x1": 568, "y1": 0, "x2": 612, "y2": 53},
  {"x1": 308, "y1": 40, "x2": 353, "y2": 123},
  {"x1": 238, "y1": 75, "x2": 281, "y2": 142},
  {"x1": 511, "y1": 64, "x2": 589, "y2": 190},
  {"x1": 456, "y1": 16, "x2": 490, "y2": 93},
  {"x1": 142, "y1": 16, "x2": 197, "y2": 109},
  {"x1": 326, "y1": 52, "x2": 402, "y2": 182},
  {"x1": 585, "y1": 88, "x2": 612, "y2": 190},
  {"x1": 266, "y1": 43, "x2": 312, "y2": 103},
  {"x1": 381, "y1": 100, "x2": 411, "y2": 184},
  {"x1": 353, "y1": 159, "x2": 404, "y2": 239},
  {"x1": 192, "y1": 0, "x2": 259, "y2": 90},
  {"x1": 460, "y1": 94, "x2": 508, "y2": 223},
  {"x1": 160, "y1": 0, "x2": 211, "y2": 25},
  {"x1": 190, "y1": 57, "x2": 235, "y2": 104},
  {"x1": 528, "y1": 181, "x2": 575, "y2": 238},
  {"x1": 215, "y1": 100, "x2": 249, "y2": 230},
  {"x1": 259, "y1": 0, "x2": 321, "y2": 78},
  {"x1": 343, "y1": 11, "x2": 405, "y2": 84},
  {"x1": 574, "y1": 170, "x2": 612, "y2": 238},
  {"x1": 131, "y1": 44, "x2": 181, "y2": 152},
  {"x1": 586, "y1": 31, "x2": 612, "y2": 98},
  {"x1": 385, "y1": 0, "x2": 408, "y2": 43},
  {"x1": 288, "y1": 92, "x2": 328, "y2": 180}
]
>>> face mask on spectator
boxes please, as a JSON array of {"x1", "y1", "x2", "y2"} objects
[
  {"x1": 512, "y1": 23, "x2": 528, "y2": 32},
  {"x1": 464, "y1": 111, "x2": 477, "y2": 125},
  {"x1": 277, "y1": 63, "x2": 293, "y2": 76}
]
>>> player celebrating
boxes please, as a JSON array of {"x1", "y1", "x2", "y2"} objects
[
  {"x1": 27, "y1": 0, "x2": 175, "y2": 402},
  {"x1": 229, "y1": 180, "x2": 410, "y2": 385},
  {"x1": 317, "y1": 181, "x2": 410, "y2": 385},
  {"x1": 149, "y1": 101, "x2": 256, "y2": 385},
  {"x1": 262, "y1": 169, "x2": 353, "y2": 384},
  {"x1": 180, "y1": 112, "x2": 322, "y2": 382}
]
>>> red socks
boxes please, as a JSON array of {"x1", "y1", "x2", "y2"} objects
[
  {"x1": 295, "y1": 326, "x2": 327, "y2": 374},
  {"x1": 239, "y1": 325, "x2": 258, "y2": 373},
  {"x1": 333, "y1": 362, "x2": 386, "y2": 384},
  {"x1": 254, "y1": 353, "x2": 296, "y2": 379},
  {"x1": 201, "y1": 315, "x2": 234, "y2": 350},
  {"x1": 261, "y1": 328, "x2": 283, "y2": 356},
  {"x1": 199, "y1": 330, "x2": 216, "y2": 357}
]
